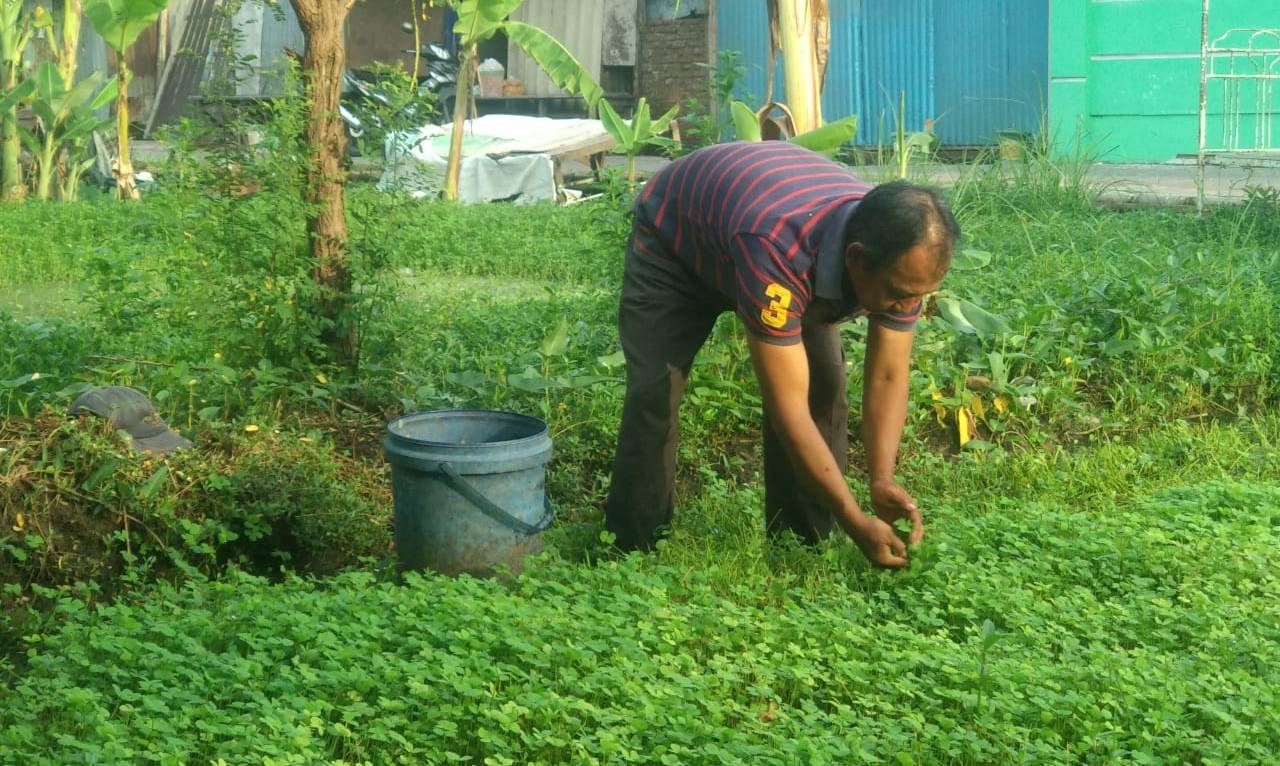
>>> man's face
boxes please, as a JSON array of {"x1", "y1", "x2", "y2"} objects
[{"x1": 847, "y1": 240, "x2": 950, "y2": 314}]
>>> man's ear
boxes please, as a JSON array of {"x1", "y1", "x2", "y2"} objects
[{"x1": 844, "y1": 241, "x2": 863, "y2": 267}]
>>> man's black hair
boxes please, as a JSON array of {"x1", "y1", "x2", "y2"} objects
[{"x1": 845, "y1": 181, "x2": 960, "y2": 271}]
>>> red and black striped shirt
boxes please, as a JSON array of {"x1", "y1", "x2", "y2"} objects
[{"x1": 632, "y1": 141, "x2": 922, "y2": 345}]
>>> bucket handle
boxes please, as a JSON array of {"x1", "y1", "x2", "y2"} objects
[{"x1": 438, "y1": 461, "x2": 555, "y2": 535}]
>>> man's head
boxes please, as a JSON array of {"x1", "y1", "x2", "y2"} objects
[{"x1": 843, "y1": 181, "x2": 960, "y2": 314}]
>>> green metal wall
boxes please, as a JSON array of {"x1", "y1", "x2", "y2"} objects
[{"x1": 1050, "y1": 0, "x2": 1279, "y2": 163}]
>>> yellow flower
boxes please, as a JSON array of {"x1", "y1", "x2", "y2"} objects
[
  {"x1": 244, "y1": 424, "x2": 260, "y2": 433},
  {"x1": 1063, "y1": 356, "x2": 1074, "y2": 366},
  {"x1": 214, "y1": 352, "x2": 223, "y2": 361}
]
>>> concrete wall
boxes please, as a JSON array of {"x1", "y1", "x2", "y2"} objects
[
  {"x1": 1050, "y1": 0, "x2": 1280, "y2": 163},
  {"x1": 638, "y1": 14, "x2": 709, "y2": 116}
]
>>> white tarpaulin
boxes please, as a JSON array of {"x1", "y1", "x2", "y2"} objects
[{"x1": 377, "y1": 115, "x2": 613, "y2": 204}]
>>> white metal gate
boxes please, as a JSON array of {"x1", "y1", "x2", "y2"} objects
[{"x1": 1197, "y1": 0, "x2": 1280, "y2": 211}]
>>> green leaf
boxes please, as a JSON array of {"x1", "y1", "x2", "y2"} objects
[
  {"x1": 507, "y1": 366, "x2": 550, "y2": 392},
  {"x1": 987, "y1": 351, "x2": 1008, "y2": 391},
  {"x1": 539, "y1": 318, "x2": 569, "y2": 358},
  {"x1": 85, "y1": 0, "x2": 171, "y2": 54},
  {"x1": 951, "y1": 248, "x2": 992, "y2": 271},
  {"x1": 650, "y1": 104, "x2": 679, "y2": 137},
  {"x1": 596, "y1": 349, "x2": 626, "y2": 369},
  {"x1": 1, "y1": 372, "x2": 41, "y2": 389},
  {"x1": 597, "y1": 98, "x2": 632, "y2": 151},
  {"x1": 139, "y1": 465, "x2": 169, "y2": 499},
  {"x1": 505, "y1": 21, "x2": 603, "y2": 108},
  {"x1": 453, "y1": 0, "x2": 523, "y2": 45},
  {"x1": 789, "y1": 114, "x2": 858, "y2": 154},
  {"x1": 31, "y1": 62, "x2": 65, "y2": 125},
  {"x1": 61, "y1": 71, "x2": 106, "y2": 118},
  {"x1": 445, "y1": 371, "x2": 491, "y2": 392},
  {"x1": 55, "y1": 382, "x2": 95, "y2": 399},
  {"x1": 631, "y1": 98, "x2": 651, "y2": 144},
  {"x1": 82, "y1": 458, "x2": 120, "y2": 492},
  {"x1": 935, "y1": 296, "x2": 1011, "y2": 336},
  {"x1": 0, "y1": 77, "x2": 35, "y2": 114},
  {"x1": 730, "y1": 101, "x2": 761, "y2": 142},
  {"x1": 89, "y1": 75, "x2": 120, "y2": 111}
]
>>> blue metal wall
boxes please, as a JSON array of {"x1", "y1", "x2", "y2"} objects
[{"x1": 715, "y1": 0, "x2": 1048, "y2": 146}]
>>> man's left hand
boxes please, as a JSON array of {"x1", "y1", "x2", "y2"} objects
[{"x1": 869, "y1": 480, "x2": 924, "y2": 545}]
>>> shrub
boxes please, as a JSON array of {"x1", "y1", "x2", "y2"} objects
[{"x1": 0, "y1": 409, "x2": 391, "y2": 596}]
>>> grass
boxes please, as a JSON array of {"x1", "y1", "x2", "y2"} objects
[
  {"x1": 0, "y1": 283, "x2": 81, "y2": 319},
  {"x1": 1, "y1": 175, "x2": 1278, "y2": 762},
  {"x1": 3, "y1": 422, "x2": 1278, "y2": 763}
]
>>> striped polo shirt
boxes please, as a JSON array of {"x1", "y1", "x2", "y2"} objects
[{"x1": 631, "y1": 141, "x2": 922, "y2": 344}]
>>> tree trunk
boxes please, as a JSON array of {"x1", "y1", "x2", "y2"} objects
[
  {"x1": 114, "y1": 58, "x2": 139, "y2": 200},
  {"x1": 294, "y1": 0, "x2": 356, "y2": 366}
]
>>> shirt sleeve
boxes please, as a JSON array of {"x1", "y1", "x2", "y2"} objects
[
  {"x1": 729, "y1": 234, "x2": 810, "y2": 345},
  {"x1": 870, "y1": 299, "x2": 923, "y2": 332}
]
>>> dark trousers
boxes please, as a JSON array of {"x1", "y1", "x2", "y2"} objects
[{"x1": 605, "y1": 241, "x2": 849, "y2": 551}]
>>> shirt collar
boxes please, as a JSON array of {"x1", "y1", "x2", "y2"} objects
[{"x1": 815, "y1": 198, "x2": 861, "y2": 300}]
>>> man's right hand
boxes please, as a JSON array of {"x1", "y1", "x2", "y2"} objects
[{"x1": 851, "y1": 514, "x2": 909, "y2": 568}]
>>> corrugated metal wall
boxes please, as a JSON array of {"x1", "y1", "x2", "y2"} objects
[
  {"x1": 508, "y1": 0, "x2": 605, "y2": 98},
  {"x1": 935, "y1": 0, "x2": 1047, "y2": 144},
  {"x1": 260, "y1": 0, "x2": 306, "y2": 96},
  {"x1": 715, "y1": 0, "x2": 1048, "y2": 147},
  {"x1": 861, "y1": 0, "x2": 934, "y2": 144}
]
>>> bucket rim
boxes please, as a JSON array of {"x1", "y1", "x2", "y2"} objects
[{"x1": 385, "y1": 408, "x2": 549, "y2": 449}]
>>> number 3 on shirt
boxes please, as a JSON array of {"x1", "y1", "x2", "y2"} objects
[{"x1": 760, "y1": 283, "x2": 793, "y2": 329}]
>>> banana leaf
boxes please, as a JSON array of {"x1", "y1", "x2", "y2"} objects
[
  {"x1": 505, "y1": 21, "x2": 603, "y2": 108},
  {"x1": 730, "y1": 101, "x2": 761, "y2": 142},
  {"x1": 789, "y1": 114, "x2": 857, "y2": 154},
  {"x1": 0, "y1": 78, "x2": 34, "y2": 114},
  {"x1": 453, "y1": 0, "x2": 523, "y2": 45},
  {"x1": 85, "y1": 0, "x2": 170, "y2": 53},
  {"x1": 597, "y1": 98, "x2": 632, "y2": 150}
]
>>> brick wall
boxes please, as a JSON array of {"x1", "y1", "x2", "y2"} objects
[{"x1": 638, "y1": 16, "x2": 710, "y2": 117}]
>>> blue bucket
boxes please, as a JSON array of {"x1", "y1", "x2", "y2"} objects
[{"x1": 383, "y1": 409, "x2": 555, "y2": 575}]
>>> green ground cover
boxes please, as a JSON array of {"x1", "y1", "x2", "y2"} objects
[{"x1": 1, "y1": 180, "x2": 1278, "y2": 763}]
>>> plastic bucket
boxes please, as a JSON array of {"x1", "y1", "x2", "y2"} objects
[{"x1": 383, "y1": 409, "x2": 554, "y2": 575}]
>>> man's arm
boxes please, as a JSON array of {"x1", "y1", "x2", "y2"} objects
[
  {"x1": 862, "y1": 320, "x2": 924, "y2": 544},
  {"x1": 748, "y1": 336, "x2": 907, "y2": 567}
]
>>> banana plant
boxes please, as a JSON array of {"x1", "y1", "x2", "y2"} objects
[
  {"x1": 597, "y1": 97, "x2": 678, "y2": 189},
  {"x1": 772, "y1": 0, "x2": 829, "y2": 134},
  {"x1": 41, "y1": 0, "x2": 87, "y2": 195},
  {"x1": 729, "y1": 99, "x2": 856, "y2": 155},
  {"x1": 21, "y1": 62, "x2": 117, "y2": 200},
  {"x1": 445, "y1": 0, "x2": 603, "y2": 201},
  {"x1": 85, "y1": 0, "x2": 170, "y2": 200},
  {"x1": 1, "y1": 0, "x2": 34, "y2": 201}
]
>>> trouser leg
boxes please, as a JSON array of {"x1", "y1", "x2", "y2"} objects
[
  {"x1": 605, "y1": 245, "x2": 720, "y2": 551},
  {"x1": 762, "y1": 322, "x2": 850, "y2": 544}
]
